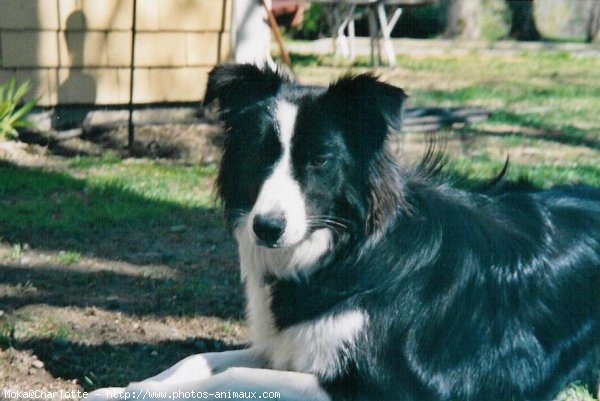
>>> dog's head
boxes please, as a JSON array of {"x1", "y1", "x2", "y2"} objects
[{"x1": 205, "y1": 64, "x2": 406, "y2": 252}]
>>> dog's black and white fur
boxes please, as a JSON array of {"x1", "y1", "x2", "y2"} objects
[{"x1": 90, "y1": 64, "x2": 599, "y2": 401}]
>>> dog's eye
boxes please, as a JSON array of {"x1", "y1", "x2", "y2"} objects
[{"x1": 310, "y1": 156, "x2": 328, "y2": 168}]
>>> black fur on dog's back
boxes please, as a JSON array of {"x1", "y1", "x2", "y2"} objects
[
  {"x1": 271, "y1": 183, "x2": 600, "y2": 401},
  {"x1": 206, "y1": 64, "x2": 600, "y2": 401}
]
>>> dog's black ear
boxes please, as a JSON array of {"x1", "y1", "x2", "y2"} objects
[
  {"x1": 204, "y1": 64, "x2": 287, "y2": 114},
  {"x1": 326, "y1": 75, "x2": 408, "y2": 235},
  {"x1": 326, "y1": 74, "x2": 407, "y2": 135}
]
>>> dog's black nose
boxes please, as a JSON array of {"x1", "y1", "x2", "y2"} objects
[{"x1": 253, "y1": 214, "x2": 286, "y2": 246}]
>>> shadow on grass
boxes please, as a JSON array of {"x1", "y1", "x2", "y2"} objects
[
  {"x1": 0, "y1": 264, "x2": 244, "y2": 319},
  {"x1": 413, "y1": 89, "x2": 600, "y2": 150},
  {"x1": 483, "y1": 110, "x2": 600, "y2": 150},
  {"x1": 0, "y1": 161, "x2": 229, "y2": 266},
  {"x1": 0, "y1": 161, "x2": 244, "y2": 318},
  {"x1": 0, "y1": 163, "x2": 248, "y2": 389},
  {"x1": 12, "y1": 337, "x2": 243, "y2": 391}
]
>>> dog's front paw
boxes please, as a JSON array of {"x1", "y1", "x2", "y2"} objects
[{"x1": 85, "y1": 387, "x2": 126, "y2": 400}]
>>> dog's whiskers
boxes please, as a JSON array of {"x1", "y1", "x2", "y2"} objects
[{"x1": 307, "y1": 215, "x2": 351, "y2": 231}]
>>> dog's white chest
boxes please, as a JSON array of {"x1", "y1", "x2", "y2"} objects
[
  {"x1": 243, "y1": 268, "x2": 366, "y2": 380},
  {"x1": 269, "y1": 309, "x2": 366, "y2": 379},
  {"x1": 236, "y1": 225, "x2": 366, "y2": 379}
]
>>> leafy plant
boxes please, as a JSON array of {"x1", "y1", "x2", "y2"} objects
[
  {"x1": 7, "y1": 243, "x2": 23, "y2": 261},
  {"x1": 57, "y1": 250, "x2": 81, "y2": 265},
  {"x1": 0, "y1": 77, "x2": 37, "y2": 140},
  {"x1": 0, "y1": 314, "x2": 16, "y2": 348}
]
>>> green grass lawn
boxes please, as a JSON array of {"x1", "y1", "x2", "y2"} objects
[
  {"x1": 0, "y1": 157, "x2": 218, "y2": 254},
  {"x1": 293, "y1": 50, "x2": 600, "y2": 189}
]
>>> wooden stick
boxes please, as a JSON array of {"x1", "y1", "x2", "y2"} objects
[{"x1": 259, "y1": 0, "x2": 294, "y2": 71}]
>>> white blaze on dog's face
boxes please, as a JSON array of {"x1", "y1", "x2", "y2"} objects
[
  {"x1": 208, "y1": 65, "x2": 406, "y2": 276},
  {"x1": 248, "y1": 101, "x2": 307, "y2": 248}
]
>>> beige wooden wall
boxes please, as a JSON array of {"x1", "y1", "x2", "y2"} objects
[{"x1": 0, "y1": 0, "x2": 231, "y2": 106}]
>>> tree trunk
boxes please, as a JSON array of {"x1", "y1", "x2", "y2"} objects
[
  {"x1": 586, "y1": 0, "x2": 600, "y2": 43},
  {"x1": 444, "y1": 0, "x2": 481, "y2": 39},
  {"x1": 508, "y1": 0, "x2": 541, "y2": 41}
]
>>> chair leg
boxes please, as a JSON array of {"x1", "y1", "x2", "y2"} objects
[
  {"x1": 376, "y1": 3, "x2": 402, "y2": 67},
  {"x1": 348, "y1": 18, "x2": 356, "y2": 61},
  {"x1": 336, "y1": 4, "x2": 356, "y2": 59},
  {"x1": 367, "y1": 6, "x2": 378, "y2": 66}
]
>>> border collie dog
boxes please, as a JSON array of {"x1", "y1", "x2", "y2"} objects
[{"x1": 90, "y1": 64, "x2": 599, "y2": 401}]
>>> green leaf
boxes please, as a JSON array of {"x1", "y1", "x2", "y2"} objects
[
  {"x1": 10, "y1": 99, "x2": 37, "y2": 123},
  {"x1": 6, "y1": 78, "x2": 15, "y2": 101},
  {"x1": 13, "y1": 80, "x2": 31, "y2": 104},
  {"x1": 7, "y1": 128, "x2": 18, "y2": 140},
  {"x1": 0, "y1": 103, "x2": 11, "y2": 119},
  {"x1": 0, "y1": 77, "x2": 37, "y2": 141},
  {"x1": 13, "y1": 120, "x2": 33, "y2": 128}
]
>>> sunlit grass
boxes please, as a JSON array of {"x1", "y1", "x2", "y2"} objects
[
  {"x1": 294, "y1": 49, "x2": 600, "y2": 188},
  {"x1": 0, "y1": 160, "x2": 219, "y2": 249}
]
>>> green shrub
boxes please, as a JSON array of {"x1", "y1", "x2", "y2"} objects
[
  {"x1": 0, "y1": 77, "x2": 37, "y2": 141},
  {"x1": 293, "y1": 4, "x2": 328, "y2": 40}
]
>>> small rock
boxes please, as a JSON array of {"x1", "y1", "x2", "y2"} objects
[
  {"x1": 150, "y1": 350, "x2": 159, "y2": 357},
  {"x1": 32, "y1": 360, "x2": 44, "y2": 369},
  {"x1": 19, "y1": 257, "x2": 32, "y2": 265}
]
